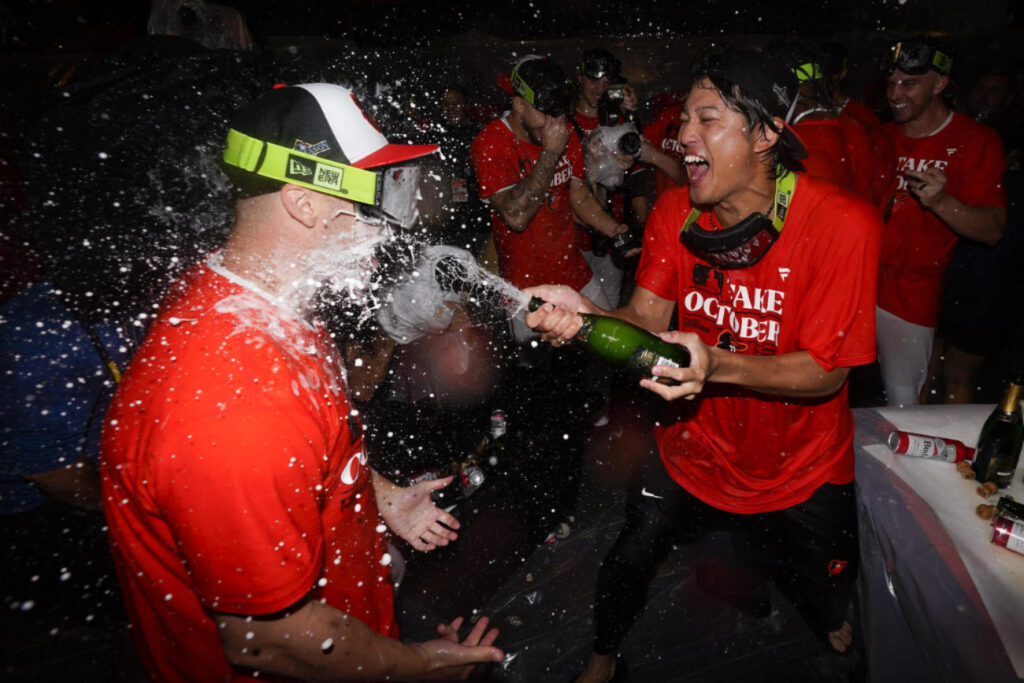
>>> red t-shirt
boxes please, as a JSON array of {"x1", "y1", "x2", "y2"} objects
[
  {"x1": 101, "y1": 258, "x2": 395, "y2": 682},
  {"x1": 793, "y1": 117, "x2": 856, "y2": 193},
  {"x1": 573, "y1": 110, "x2": 599, "y2": 136},
  {"x1": 636, "y1": 173, "x2": 881, "y2": 513},
  {"x1": 643, "y1": 103, "x2": 686, "y2": 199},
  {"x1": 879, "y1": 112, "x2": 1006, "y2": 325},
  {"x1": 835, "y1": 111, "x2": 895, "y2": 207},
  {"x1": 841, "y1": 97, "x2": 882, "y2": 128},
  {"x1": 471, "y1": 117, "x2": 591, "y2": 291}
]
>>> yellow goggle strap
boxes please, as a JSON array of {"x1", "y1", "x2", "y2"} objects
[
  {"x1": 510, "y1": 68, "x2": 536, "y2": 106},
  {"x1": 682, "y1": 170, "x2": 798, "y2": 234},
  {"x1": 222, "y1": 128, "x2": 381, "y2": 206},
  {"x1": 794, "y1": 62, "x2": 823, "y2": 83}
]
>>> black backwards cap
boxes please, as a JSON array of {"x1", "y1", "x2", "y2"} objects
[
  {"x1": 580, "y1": 48, "x2": 625, "y2": 83},
  {"x1": 507, "y1": 55, "x2": 573, "y2": 118},
  {"x1": 694, "y1": 49, "x2": 808, "y2": 160},
  {"x1": 222, "y1": 83, "x2": 438, "y2": 210},
  {"x1": 883, "y1": 39, "x2": 953, "y2": 76}
]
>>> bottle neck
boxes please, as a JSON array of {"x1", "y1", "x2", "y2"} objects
[{"x1": 997, "y1": 381, "x2": 1024, "y2": 415}]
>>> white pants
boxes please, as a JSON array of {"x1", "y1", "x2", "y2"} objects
[
  {"x1": 876, "y1": 306, "x2": 935, "y2": 408},
  {"x1": 582, "y1": 249, "x2": 624, "y2": 309}
]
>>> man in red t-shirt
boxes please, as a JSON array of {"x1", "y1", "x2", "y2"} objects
[
  {"x1": 471, "y1": 55, "x2": 629, "y2": 339},
  {"x1": 101, "y1": 83, "x2": 503, "y2": 682},
  {"x1": 527, "y1": 48, "x2": 880, "y2": 682},
  {"x1": 877, "y1": 39, "x2": 1006, "y2": 406}
]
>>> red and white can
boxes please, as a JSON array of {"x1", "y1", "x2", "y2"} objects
[
  {"x1": 887, "y1": 430, "x2": 974, "y2": 463},
  {"x1": 992, "y1": 515, "x2": 1024, "y2": 556}
]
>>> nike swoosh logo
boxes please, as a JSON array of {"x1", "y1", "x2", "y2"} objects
[{"x1": 640, "y1": 487, "x2": 664, "y2": 499}]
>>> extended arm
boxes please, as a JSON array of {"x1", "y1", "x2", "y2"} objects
[
  {"x1": 215, "y1": 598, "x2": 502, "y2": 680},
  {"x1": 488, "y1": 148, "x2": 563, "y2": 231},
  {"x1": 488, "y1": 114, "x2": 570, "y2": 232},
  {"x1": 644, "y1": 336, "x2": 850, "y2": 401},
  {"x1": 371, "y1": 469, "x2": 460, "y2": 551},
  {"x1": 638, "y1": 137, "x2": 685, "y2": 186},
  {"x1": 524, "y1": 285, "x2": 848, "y2": 401},
  {"x1": 569, "y1": 177, "x2": 628, "y2": 238}
]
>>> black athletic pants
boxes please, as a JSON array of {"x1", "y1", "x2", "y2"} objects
[{"x1": 593, "y1": 443, "x2": 859, "y2": 655}]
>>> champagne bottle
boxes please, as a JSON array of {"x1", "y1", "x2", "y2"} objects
[
  {"x1": 971, "y1": 378, "x2": 1024, "y2": 487},
  {"x1": 527, "y1": 297, "x2": 691, "y2": 385}
]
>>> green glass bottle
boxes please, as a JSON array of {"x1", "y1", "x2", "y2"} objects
[
  {"x1": 971, "y1": 379, "x2": 1024, "y2": 488},
  {"x1": 528, "y1": 297, "x2": 690, "y2": 385}
]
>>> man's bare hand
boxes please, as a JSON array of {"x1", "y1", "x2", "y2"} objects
[
  {"x1": 523, "y1": 285, "x2": 598, "y2": 347},
  {"x1": 373, "y1": 472, "x2": 460, "y2": 551},
  {"x1": 540, "y1": 115, "x2": 570, "y2": 155},
  {"x1": 621, "y1": 84, "x2": 639, "y2": 112},
  {"x1": 637, "y1": 330, "x2": 713, "y2": 401},
  {"x1": 904, "y1": 167, "x2": 948, "y2": 209},
  {"x1": 411, "y1": 616, "x2": 504, "y2": 679}
]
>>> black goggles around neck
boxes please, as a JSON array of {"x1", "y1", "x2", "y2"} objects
[{"x1": 679, "y1": 171, "x2": 797, "y2": 269}]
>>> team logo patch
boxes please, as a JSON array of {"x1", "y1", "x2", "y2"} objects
[
  {"x1": 294, "y1": 138, "x2": 331, "y2": 156},
  {"x1": 827, "y1": 559, "x2": 848, "y2": 576},
  {"x1": 715, "y1": 331, "x2": 748, "y2": 352}
]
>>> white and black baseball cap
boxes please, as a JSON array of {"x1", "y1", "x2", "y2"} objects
[{"x1": 222, "y1": 83, "x2": 439, "y2": 226}]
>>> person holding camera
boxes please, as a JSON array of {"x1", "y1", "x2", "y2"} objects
[
  {"x1": 571, "y1": 49, "x2": 683, "y2": 308},
  {"x1": 470, "y1": 55, "x2": 628, "y2": 340}
]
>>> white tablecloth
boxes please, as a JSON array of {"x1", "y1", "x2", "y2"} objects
[{"x1": 856, "y1": 404, "x2": 1024, "y2": 681}]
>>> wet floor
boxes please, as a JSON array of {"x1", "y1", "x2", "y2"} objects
[{"x1": 395, "y1": 400, "x2": 867, "y2": 683}]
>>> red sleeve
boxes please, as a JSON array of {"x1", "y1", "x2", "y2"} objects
[
  {"x1": 643, "y1": 117, "x2": 665, "y2": 145},
  {"x1": 566, "y1": 127, "x2": 585, "y2": 180},
  {"x1": 635, "y1": 188, "x2": 689, "y2": 300},
  {"x1": 471, "y1": 123, "x2": 520, "y2": 200},
  {"x1": 954, "y1": 122, "x2": 1006, "y2": 209},
  {"x1": 836, "y1": 114, "x2": 877, "y2": 203},
  {"x1": 154, "y1": 393, "x2": 335, "y2": 615},
  {"x1": 793, "y1": 190, "x2": 881, "y2": 371}
]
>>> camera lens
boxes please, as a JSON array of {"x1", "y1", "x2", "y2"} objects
[{"x1": 618, "y1": 131, "x2": 641, "y2": 156}]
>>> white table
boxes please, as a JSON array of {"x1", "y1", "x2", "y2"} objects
[{"x1": 855, "y1": 405, "x2": 1024, "y2": 682}]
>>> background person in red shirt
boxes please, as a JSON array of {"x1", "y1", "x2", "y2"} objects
[
  {"x1": 471, "y1": 55, "x2": 628, "y2": 340},
  {"x1": 877, "y1": 38, "x2": 1007, "y2": 407},
  {"x1": 101, "y1": 83, "x2": 503, "y2": 682},
  {"x1": 527, "y1": 47, "x2": 880, "y2": 682}
]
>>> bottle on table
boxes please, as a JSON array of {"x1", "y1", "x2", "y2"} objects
[
  {"x1": 527, "y1": 297, "x2": 691, "y2": 385},
  {"x1": 971, "y1": 378, "x2": 1024, "y2": 488}
]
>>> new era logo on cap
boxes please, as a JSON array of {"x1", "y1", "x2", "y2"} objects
[{"x1": 286, "y1": 154, "x2": 344, "y2": 192}]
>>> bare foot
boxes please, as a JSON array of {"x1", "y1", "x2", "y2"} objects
[
  {"x1": 828, "y1": 620, "x2": 853, "y2": 653},
  {"x1": 574, "y1": 652, "x2": 616, "y2": 683}
]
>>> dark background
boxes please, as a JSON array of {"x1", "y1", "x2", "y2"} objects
[{"x1": 2, "y1": 0, "x2": 1022, "y2": 49}]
